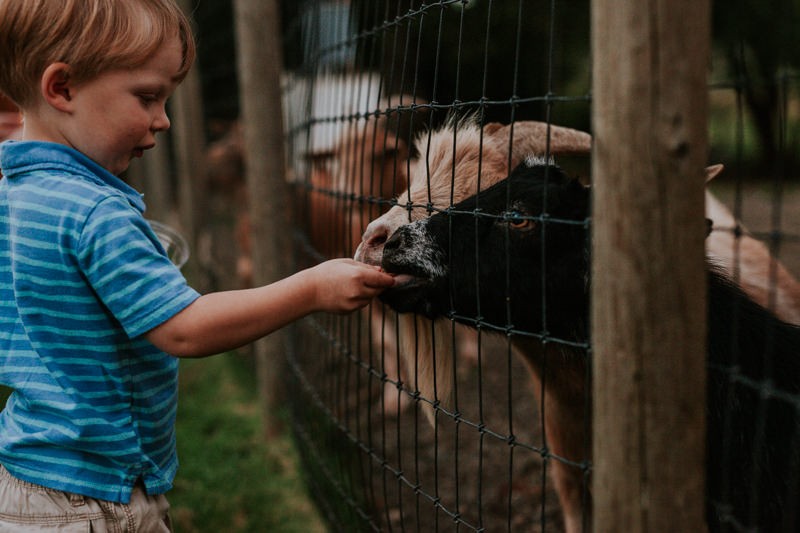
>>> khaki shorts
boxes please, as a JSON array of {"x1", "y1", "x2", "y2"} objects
[{"x1": 0, "y1": 464, "x2": 172, "y2": 532}]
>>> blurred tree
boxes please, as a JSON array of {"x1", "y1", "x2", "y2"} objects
[
  {"x1": 191, "y1": 0, "x2": 239, "y2": 128},
  {"x1": 713, "y1": 0, "x2": 800, "y2": 166},
  {"x1": 194, "y1": 0, "x2": 800, "y2": 168},
  {"x1": 351, "y1": 0, "x2": 592, "y2": 129}
]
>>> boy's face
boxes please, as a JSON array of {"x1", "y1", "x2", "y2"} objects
[{"x1": 58, "y1": 36, "x2": 184, "y2": 175}]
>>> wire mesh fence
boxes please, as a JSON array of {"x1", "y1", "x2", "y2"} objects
[
  {"x1": 181, "y1": 0, "x2": 800, "y2": 530},
  {"x1": 281, "y1": 1, "x2": 591, "y2": 531},
  {"x1": 704, "y1": 6, "x2": 800, "y2": 527}
]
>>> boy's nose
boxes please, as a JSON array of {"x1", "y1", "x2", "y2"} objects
[{"x1": 152, "y1": 109, "x2": 171, "y2": 132}]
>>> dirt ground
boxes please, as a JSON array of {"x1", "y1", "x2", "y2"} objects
[{"x1": 290, "y1": 311, "x2": 566, "y2": 533}]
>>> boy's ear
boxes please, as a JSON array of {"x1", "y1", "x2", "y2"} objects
[{"x1": 40, "y1": 63, "x2": 74, "y2": 112}]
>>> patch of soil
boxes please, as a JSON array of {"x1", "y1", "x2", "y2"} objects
[{"x1": 288, "y1": 296, "x2": 581, "y2": 532}]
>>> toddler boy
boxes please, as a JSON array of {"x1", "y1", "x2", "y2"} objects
[{"x1": 0, "y1": 0, "x2": 394, "y2": 530}]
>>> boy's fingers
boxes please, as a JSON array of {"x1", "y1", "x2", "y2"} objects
[{"x1": 364, "y1": 270, "x2": 396, "y2": 288}]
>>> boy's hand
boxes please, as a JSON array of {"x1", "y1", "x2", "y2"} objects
[{"x1": 309, "y1": 258, "x2": 395, "y2": 313}]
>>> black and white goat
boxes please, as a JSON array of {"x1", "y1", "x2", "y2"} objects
[
  {"x1": 379, "y1": 158, "x2": 800, "y2": 533},
  {"x1": 354, "y1": 121, "x2": 800, "y2": 428},
  {"x1": 355, "y1": 118, "x2": 593, "y2": 419}
]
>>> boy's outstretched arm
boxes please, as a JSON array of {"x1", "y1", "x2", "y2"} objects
[{"x1": 145, "y1": 258, "x2": 395, "y2": 358}]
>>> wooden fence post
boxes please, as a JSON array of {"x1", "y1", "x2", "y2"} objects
[
  {"x1": 172, "y1": 0, "x2": 207, "y2": 264},
  {"x1": 591, "y1": 1, "x2": 710, "y2": 531},
  {"x1": 127, "y1": 142, "x2": 172, "y2": 224},
  {"x1": 233, "y1": 0, "x2": 290, "y2": 437}
]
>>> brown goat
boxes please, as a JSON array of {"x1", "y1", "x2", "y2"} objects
[
  {"x1": 305, "y1": 113, "x2": 423, "y2": 414},
  {"x1": 206, "y1": 114, "x2": 410, "y2": 286},
  {"x1": 305, "y1": 115, "x2": 410, "y2": 260},
  {"x1": 204, "y1": 111, "x2": 421, "y2": 413},
  {"x1": 705, "y1": 164, "x2": 800, "y2": 325}
]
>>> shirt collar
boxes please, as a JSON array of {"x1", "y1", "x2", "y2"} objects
[{"x1": 0, "y1": 140, "x2": 146, "y2": 213}]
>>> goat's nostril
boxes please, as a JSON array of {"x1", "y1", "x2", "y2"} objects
[
  {"x1": 364, "y1": 226, "x2": 389, "y2": 247},
  {"x1": 383, "y1": 231, "x2": 404, "y2": 253}
]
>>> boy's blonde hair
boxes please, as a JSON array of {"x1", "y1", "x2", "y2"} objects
[{"x1": 0, "y1": 0, "x2": 196, "y2": 109}]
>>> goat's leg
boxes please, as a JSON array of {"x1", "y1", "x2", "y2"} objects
[
  {"x1": 454, "y1": 324, "x2": 480, "y2": 365},
  {"x1": 368, "y1": 304, "x2": 412, "y2": 415},
  {"x1": 517, "y1": 341, "x2": 591, "y2": 533},
  {"x1": 543, "y1": 388, "x2": 591, "y2": 533}
]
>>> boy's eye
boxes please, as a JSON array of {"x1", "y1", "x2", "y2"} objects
[{"x1": 137, "y1": 93, "x2": 158, "y2": 104}]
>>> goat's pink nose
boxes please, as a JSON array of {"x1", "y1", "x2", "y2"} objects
[{"x1": 354, "y1": 221, "x2": 392, "y2": 265}]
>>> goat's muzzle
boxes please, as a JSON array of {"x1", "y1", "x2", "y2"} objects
[{"x1": 378, "y1": 225, "x2": 446, "y2": 317}]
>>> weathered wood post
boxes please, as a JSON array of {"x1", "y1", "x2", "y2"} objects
[
  {"x1": 233, "y1": 0, "x2": 290, "y2": 436},
  {"x1": 591, "y1": 0, "x2": 710, "y2": 531},
  {"x1": 172, "y1": 0, "x2": 207, "y2": 262},
  {"x1": 127, "y1": 142, "x2": 172, "y2": 224}
]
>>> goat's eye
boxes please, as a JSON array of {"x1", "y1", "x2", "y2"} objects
[{"x1": 504, "y1": 211, "x2": 534, "y2": 230}]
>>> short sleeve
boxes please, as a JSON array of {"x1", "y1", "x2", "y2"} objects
[{"x1": 77, "y1": 197, "x2": 200, "y2": 339}]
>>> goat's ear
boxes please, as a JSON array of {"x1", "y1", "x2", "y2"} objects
[
  {"x1": 566, "y1": 176, "x2": 589, "y2": 193},
  {"x1": 705, "y1": 164, "x2": 724, "y2": 184},
  {"x1": 562, "y1": 178, "x2": 590, "y2": 218}
]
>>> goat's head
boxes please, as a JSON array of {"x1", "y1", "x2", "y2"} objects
[
  {"x1": 380, "y1": 158, "x2": 591, "y2": 337},
  {"x1": 353, "y1": 120, "x2": 592, "y2": 266},
  {"x1": 305, "y1": 114, "x2": 411, "y2": 258}
]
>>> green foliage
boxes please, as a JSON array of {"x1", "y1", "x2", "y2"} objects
[
  {"x1": 709, "y1": 88, "x2": 762, "y2": 165},
  {"x1": 305, "y1": 0, "x2": 593, "y2": 128},
  {"x1": 713, "y1": 0, "x2": 800, "y2": 75},
  {"x1": 712, "y1": 0, "x2": 800, "y2": 165}
]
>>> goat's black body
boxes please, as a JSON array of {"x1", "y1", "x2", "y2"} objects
[
  {"x1": 705, "y1": 267, "x2": 800, "y2": 531},
  {"x1": 381, "y1": 160, "x2": 800, "y2": 532}
]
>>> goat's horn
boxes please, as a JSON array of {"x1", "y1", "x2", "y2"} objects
[{"x1": 484, "y1": 121, "x2": 592, "y2": 165}]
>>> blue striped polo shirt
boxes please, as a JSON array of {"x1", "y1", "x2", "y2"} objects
[{"x1": 0, "y1": 141, "x2": 200, "y2": 503}]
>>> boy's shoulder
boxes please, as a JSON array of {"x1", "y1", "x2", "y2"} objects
[{"x1": 0, "y1": 140, "x2": 144, "y2": 213}]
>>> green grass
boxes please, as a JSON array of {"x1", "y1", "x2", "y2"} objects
[{"x1": 170, "y1": 353, "x2": 326, "y2": 533}]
